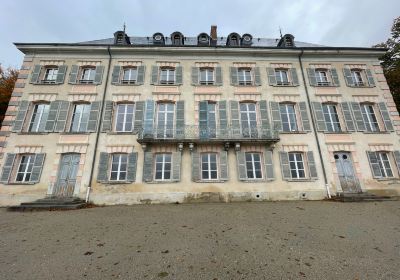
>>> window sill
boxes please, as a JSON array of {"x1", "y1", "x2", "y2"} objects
[
  {"x1": 194, "y1": 179, "x2": 227, "y2": 183},
  {"x1": 348, "y1": 85, "x2": 374, "y2": 88},
  {"x1": 60, "y1": 132, "x2": 91, "y2": 135},
  {"x1": 272, "y1": 84, "x2": 298, "y2": 87},
  {"x1": 18, "y1": 132, "x2": 49, "y2": 135},
  {"x1": 286, "y1": 178, "x2": 315, "y2": 182},
  {"x1": 112, "y1": 83, "x2": 142, "y2": 86},
  {"x1": 145, "y1": 180, "x2": 180, "y2": 184},
  {"x1": 155, "y1": 84, "x2": 180, "y2": 86},
  {"x1": 34, "y1": 82, "x2": 60, "y2": 85},
  {"x1": 106, "y1": 132, "x2": 137, "y2": 135},
  {"x1": 235, "y1": 84, "x2": 258, "y2": 87},
  {"x1": 6, "y1": 182, "x2": 37, "y2": 185},
  {"x1": 239, "y1": 179, "x2": 271, "y2": 183},
  {"x1": 99, "y1": 181, "x2": 134, "y2": 185},
  {"x1": 376, "y1": 178, "x2": 400, "y2": 182},
  {"x1": 279, "y1": 131, "x2": 308, "y2": 134},
  {"x1": 323, "y1": 131, "x2": 350, "y2": 134},
  {"x1": 194, "y1": 84, "x2": 220, "y2": 87},
  {"x1": 362, "y1": 131, "x2": 390, "y2": 134},
  {"x1": 311, "y1": 85, "x2": 337, "y2": 87}
]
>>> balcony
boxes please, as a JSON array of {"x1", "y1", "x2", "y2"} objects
[{"x1": 137, "y1": 125, "x2": 280, "y2": 144}]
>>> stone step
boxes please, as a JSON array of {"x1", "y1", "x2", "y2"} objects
[
  {"x1": 8, "y1": 203, "x2": 86, "y2": 211},
  {"x1": 335, "y1": 192, "x2": 397, "y2": 202}
]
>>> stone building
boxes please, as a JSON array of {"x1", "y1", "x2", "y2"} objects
[{"x1": 0, "y1": 26, "x2": 399, "y2": 205}]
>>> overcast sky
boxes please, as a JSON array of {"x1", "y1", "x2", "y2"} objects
[{"x1": 1, "y1": 0, "x2": 399, "y2": 68}]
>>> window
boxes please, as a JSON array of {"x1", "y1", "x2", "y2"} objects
[
  {"x1": 351, "y1": 70, "x2": 365, "y2": 86},
  {"x1": 240, "y1": 103, "x2": 257, "y2": 137},
  {"x1": 322, "y1": 104, "x2": 341, "y2": 132},
  {"x1": 280, "y1": 104, "x2": 297, "y2": 132},
  {"x1": 159, "y1": 68, "x2": 175, "y2": 85},
  {"x1": 199, "y1": 68, "x2": 214, "y2": 85},
  {"x1": 289, "y1": 152, "x2": 306, "y2": 179},
  {"x1": 122, "y1": 67, "x2": 138, "y2": 84},
  {"x1": 245, "y1": 153, "x2": 262, "y2": 179},
  {"x1": 173, "y1": 35, "x2": 181, "y2": 45},
  {"x1": 29, "y1": 103, "x2": 50, "y2": 132},
  {"x1": 156, "y1": 103, "x2": 175, "y2": 138},
  {"x1": 70, "y1": 104, "x2": 91, "y2": 132},
  {"x1": 42, "y1": 67, "x2": 58, "y2": 83},
  {"x1": 115, "y1": 104, "x2": 135, "y2": 132},
  {"x1": 110, "y1": 154, "x2": 128, "y2": 181},
  {"x1": 238, "y1": 68, "x2": 253, "y2": 85},
  {"x1": 376, "y1": 152, "x2": 394, "y2": 178},
  {"x1": 315, "y1": 69, "x2": 329, "y2": 86},
  {"x1": 201, "y1": 153, "x2": 218, "y2": 180},
  {"x1": 154, "y1": 153, "x2": 172, "y2": 181},
  {"x1": 207, "y1": 103, "x2": 217, "y2": 138},
  {"x1": 361, "y1": 104, "x2": 379, "y2": 132},
  {"x1": 80, "y1": 67, "x2": 96, "y2": 84},
  {"x1": 275, "y1": 69, "x2": 289, "y2": 85},
  {"x1": 15, "y1": 154, "x2": 35, "y2": 182}
]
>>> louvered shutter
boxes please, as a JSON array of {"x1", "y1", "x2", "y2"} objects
[
  {"x1": 133, "y1": 101, "x2": 145, "y2": 134},
  {"x1": 270, "y1": 101, "x2": 282, "y2": 131},
  {"x1": 340, "y1": 102, "x2": 356, "y2": 132},
  {"x1": 366, "y1": 69, "x2": 375, "y2": 87},
  {"x1": 143, "y1": 152, "x2": 154, "y2": 182},
  {"x1": 56, "y1": 65, "x2": 67, "y2": 84},
  {"x1": 267, "y1": 67, "x2": 277, "y2": 85},
  {"x1": 218, "y1": 100, "x2": 228, "y2": 138},
  {"x1": 330, "y1": 68, "x2": 340, "y2": 86},
  {"x1": 175, "y1": 66, "x2": 183, "y2": 85},
  {"x1": 30, "y1": 153, "x2": 45, "y2": 182},
  {"x1": 254, "y1": 67, "x2": 261, "y2": 86},
  {"x1": 290, "y1": 68, "x2": 299, "y2": 86},
  {"x1": 366, "y1": 151, "x2": 382, "y2": 178},
  {"x1": 264, "y1": 149, "x2": 274, "y2": 180},
  {"x1": 299, "y1": 102, "x2": 311, "y2": 132},
  {"x1": 191, "y1": 152, "x2": 200, "y2": 182},
  {"x1": 12, "y1": 100, "x2": 29, "y2": 132},
  {"x1": 236, "y1": 151, "x2": 247, "y2": 180},
  {"x1": 45, "y1": 101, "x2": 60, "y2": 132},
  {"x1": 307, "y1": 151, "x2": 318, "y2": 179},
  {"x1": 0, "y1": 153, "x2": 16, "y2": 183},
  {"x1": 393, "y1": 151, "x2": 400, "y2": 175},
  {"x1": 126, "y1": 152, "x2": 138, "y2": 182},
  {"x1": 93, "y1": 66, "x2": 104, "y2": 84},
  {"x1": 136, "y1": 66, "x2": 145, "y2": 85},
  {"x1": 191, "y1": 67, "x2": 199, "y2": 85},
  {"x1": 279, "y1": 151, "x2": 291, "y2": 180},
  {"x1": 219, "y1": 151, "x2": 228, "y2": 181},
  {"x1": 259, "y1": 100, "x2": 271, "y2": 137},
  {"x1": 30, "y1": 65, "x2": 42, "y2": 84},
  {"x1": 101, "y1": 101, "x2": 113, "y2": 132},
  {"x1": 230, "y1": 100, "x2": 241, "y2": 138},
  {"x1": 172, "y1": 152, "x2": 181, "y2": 182},
  {"x1": 307, "y1": 68, "x2": 317, "y2": 86},
  {"x1": 87, "y1": 101, "x2": 101, "y2": 132},
  {"x1": 311, "y1": 102, "x2": 327, "y2": 132},
  {"x1": 143, "y1": 100, "x2": 155, "y2": 138},
  {"x1": 150, "y1": 66, "x2": 159, "y2": 85},
  {"x1": 230, "y1": 67, "x2": 238, "y2": 85},
  {"x1": 175, "y1": 101, "x2": 185, "y2": 139},
  {"x1": 350, "y1": 102, "x2": 366, "y2": 131},
  {"x1": 111, "y1": 66, "x2": 121, "y2": 84},
  {"x1": 215, "y1": 67, "x2": 222, "y2": 85},
  {"x1": 54, "y1": 101, "x2": 70, "y2": 132},
  {"x1": 343, "y1": 68, "x2": 354, "y2": 86},
  {"x1": 199, "y1": 101, "x2": 209, "y2": 139},
  {"x1": 378, "y1": 102, "x2": 394, "y2": 131},
  {"x1": 68, "y1": 65, "x2": 79, "y2": 84},
  {"x1": 97, "y1": 152, "x2": 109, "y2": 182}
]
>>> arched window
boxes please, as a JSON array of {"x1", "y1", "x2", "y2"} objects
[
  {"x1": 153, "y1": 33, "x2": 165, "y2": 45},
  {"x1": 227, "y1": 33, "x2": 241, "y2": 46},
  {"x1": 197, "y1": 33, "x2": 210, "y2": 46},
  {"x1": 171, "y1": 32, "x2": 184, "y2": 46}
]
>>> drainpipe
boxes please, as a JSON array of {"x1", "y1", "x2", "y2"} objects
[
  {"x1": 298, "y1": 49, "x2": 331, "y2": 198},
  {"x1": 85, "y1": 45, "x2": 112, "y2": 203}
]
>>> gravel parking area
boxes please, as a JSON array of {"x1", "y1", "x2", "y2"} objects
[{"x1": 1, "y1": 201, "x2": 400, "y2": 280}]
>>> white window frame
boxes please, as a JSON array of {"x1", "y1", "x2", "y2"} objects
[
  {"x1": 15, "y1": 154, "x2": 35, "y2": 182},
  {"x1": 156, "y1": 103, "x2": 175, "y2": 138},
  {"x1": 80, "y1": 67, "x2": 96, "y2": 84},
  {"x1": 154, "y1": 153, "x2": 172, "y2": 181},
  {"x1": 275, "y1": 69, "x2": 289, "y2": 85},
  {"x1": 322, "y1": 103, "x2": 341, "y2": 132},
  {"x1": 201, "y1": 153, "x2": 218, "y2": 180},
  {"x1": 159, "y1": 68, "x2": 176, "y2": 85},
  {"x1": 115, "y1": 103, "x2": 135, "y2": 132},
  {"x1": 377, "y1": 152, "x2": 394, "y2": 178},
  {"x1": 351, "y1": 70, "x2": 365, "y2": 86},
  {"x1": 240, "y1": 102, "x2": 258, "y2": 137},
  {"x1": 280, "y1": 103, "x2": 298, "y2": 132},
  {"x1": 43, "y1": 67, "x2": 58, "y2": 83},
  {"x1": 70, "y1": 103, "x2": 91, "y2": 132},
  {"x1": 361, "y1": 104, "x2": 379, "y2": 132},
  {"x1": 245, "y1": 152, "x2": 263, "y2": 179},
  {"x1": 238, "y1": 68, "x2": 253, "y2": 85},
  {"x1": 289, "y1": 152, "x2": 306, "y2": 179},
  {"x1": 109, "y1": 153, "x2": 128, "y2": 181},
  {"x1": 29, "y1": 103, "x2": 50, "y2": 132},
  {"x1": 122, "y1": 67, "x2": 138, "y2": 84},
  {"x1": 199, "y1": 68, "x2": 215, "y2": 85},
  {"x1": 207, "y1": 103, "x2": 217, "y2": 138},
  {"x1": 315, "y1": 69, "x2": 329, "y2": 86}
]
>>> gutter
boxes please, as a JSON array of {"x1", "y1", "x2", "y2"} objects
[
  {"x1": 298, "y1": 50, "x2": 331, "y2": 198},
  {"x1": 85, "y1": 45, "x2": 112, "y2": 203}
]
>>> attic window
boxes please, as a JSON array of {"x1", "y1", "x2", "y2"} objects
[
  {"x1": 116, "y1": 34, "x2": 124, "y2": 44},
  {"x1": 285, "y1": 37, "x2": 293, "y2": 47},
  {"x1": 171, "y1": 32, "x2": 184, "y2": 46},
  {"x1": 230, "y1": 36, "x2": 239, "y2": 46}
]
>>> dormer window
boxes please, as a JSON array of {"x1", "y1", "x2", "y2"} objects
[
  {"x1": 122, "y1": 67, "x2": 138, "y2": 84},
  {"x1": 159, "y1": 67, "x2": 176, "y2": 85},
  {"x1": 80, "y1": 67, "x2": 96, "y2": 84},
  {"x1": 278, "y1": 34, "x2": 295, "y2": 48},
  {"x1": 241, "y1": 34, "x2": 253, "y2": 46},
  {"x1": 153, "y1": 33, "x2": 165, "y2": 45},
  {"x1": 197, "y1": 33, "x2": 210, "y2": 46},
  {"x1": 116, "y1": 33, "x2": 124, "y2": 44},
  {"x1": 171, "y1": 32, "x2": 184, "y2": 46},
  {"x1": 227, "y1": 33, "x2": 241, "y2": 46}
]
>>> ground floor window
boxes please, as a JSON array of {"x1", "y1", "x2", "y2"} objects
[
  {"x1": 289, "y1": 152, "x2": 305, "y2": 179},
  {"x1": 201, "y1": 153, "x2": 218, "y2": 180},
  {"x1": 15, "y1": 154, "x2": 35, "y2": 182},
  {"x1": 245, "y1": 152, "x2": 262, "y2": 179},
  {"x1": 154, "y1": 153, "x2": 172, "y2": 181},
  {"x1": 110, "y1": 154, "x2": 128, "y2": 181}
]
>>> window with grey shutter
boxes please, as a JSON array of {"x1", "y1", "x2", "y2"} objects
[
  {"x1": 68, "y1": 65, "x2": 79, "y2": 84},
  {"x1": 279, "y1": 151, "x2": 291, "y2": 180},
  {"x1": 366, "y1": 69, "x2": 375, "y2": 87},
  {"x1": 175, "y1": 101, "x2": 185, "y2": 139},
  {"x1": 97, "y1": 152, "x2": 109, "y2": 182},
  {"x1": 93, "y1": 66, "x2": 104, "y2": 84},
  {"x1": 172, "y1": 152, "x2": 181, "y2": 182},
  {"x1": 111, "y1": 66, "x2": 121, "y2": 84},
  {"x1": 0, "y1": 153, "x2": 16, "y2": 183},
  {"x1": 264, "y1": 149, "x2": 274, "y2": 180},
  {"x1": 191, "y1": 152, "x2": 200, "y2": 182},
  {"x1": 350, "y1": 102, "x2": 366, "y2": 131},
  {"x1": 136, "y1": 66, "x2": 145, "y2": 85},
  {"x1": 378, "y1": 102, "x2": 394, "y2": 131},
  {"x1": 311, "y1": 102, "x2": 327, "y2": 132},
  {"x1": 191, "y1": 67, "x2": 199, "y2": 85},
  {"x1": 142, "y1": 152, "x2": 153, "y2": 182},
  {"x1": 102, "y1": 101, "x2": 113, "y2": 132},
  {"x1": 393, "y1": 151, "x2": 400, "y2": 175},
  {"x1": 236, "y1": 151, "x2": 247, "y2": 180},
  {"x1": 12, "y1": 100, "x2": 29, "y2": 132},
  {"x1": 218, "y1": 100, "x2": 228, "y2": 138},
  {"x1": 343, "y1": 68, "x2": 355, "y2": 86},
  {"x1": 150, "y1": 66, "x2": 159, "y2": 85},
  {"x1": 299, "y1": 102, "x2": 311, "y2": 132},
  {"x1": 143, "y1": 100, "x2": 155, "y2": 138},
  {"x1": 230, "y1": 67, "x2": 238, "y2": 85},
  {"x1": 230, "y1": 100, "x2": 241, "y2": 138},
  {"x1": 307, "y1": 68, "x2": 317, "y2": 86},
  {"x1": 219, "y1": 151, "x2": 228, "y2": 180},
  {"x1": 126, "y1": 152, "x2": 138, "y2": 182},
  {"x1": 267, "y1": 67, "x2": 277, "y2": 85},
  {"x1": 270, "y1": 101, "x2": 282, "y2": 131},
  {"x1": 55, "y1": 65, "x2": 67, "y2": 84},
  {"x1": 133, "y1": 101, "x2": 144, "y2": 134},
  {"x1": 307, "y1": 151, "x2": 318, "y2": 179},
  {"x1": 290, "y1": 68, "x2": 299, "y2": 86},
  {"x1": 55, "y1": 101, "x2": 70, "y2": 132},
  {"x1": 340, "y1": 102, "x2": 355, "y2": 132},
  {"x1": 215, "y1": 67, "x2": 222, "y2": 85},
  {"x1": 254, "y1": 67, "x2": 261, "y2": 86},
  {"x1": 30, "y1": 153, "x2": 45, "y2": 182},
  {"x1": 87, "y1": 101, "x2": 101, "y2": 132},
  {"x1": 30, "y1": 65, "x2": 42, "y2": 84},
  {"x1": 175, "y1": 66, "x2": 183, "y2": 85},
  {"x1": 259, "y1": 100, "x2": 271, "y2": 137},
  {"x1": 330, "y1": 68, "x2": 340, "y2": 86},
  {"x1": 199, "y1": 101, "x2": 209, "y2": 139},
  {"x1": 44, "y1": 101, "x2": 60, "y2": 132},
  {"x1": 367, "y1": 151, "x2": 382, "y2": 178}
]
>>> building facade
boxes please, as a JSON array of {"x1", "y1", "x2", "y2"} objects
[{"x1": 1, "y1": 27, "x2": 399, "y2": 205}]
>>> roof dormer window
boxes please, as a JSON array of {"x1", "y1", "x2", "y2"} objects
[
  {"x1": 171, "y1": 32, "x2": 184, "y2": 46},
  {"x1": 153, "y1": 33, "x2": 165, "y2": 45},
  {"x1": 197, "y1": 33, "x2": 210, "y2": 46},
  {"x1": 227, "y1": 33, "x2": 241, "y2": 46},
  {"x1": 241, "y1": 34, "x2": 253, "y2": 46}
]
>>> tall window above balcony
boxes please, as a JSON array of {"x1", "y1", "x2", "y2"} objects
[
  {"x1": 279, "y1": 103, "x2": 298, "y2": 132},
  {"x1": 70, "y1": 103, "x2": 91, "y2": 132},
  {"x1": 29, "y1": 103, "x2": 50, "y2": 132},
  {"x1": 115, "y1": 103, "x2": 135, "y2": 132},
  {"x1": 322, "y1": 103, "x2": 341, "y2": 132},
  {"x1": 361, "y1": 103, "x2": 379, "y2": 132},
  {"x1": 240, "y1": 103, "x2": 258, "y2": 137},
  {"x1": 156, "y1": 103, "x2": 175, "y2": 138}
]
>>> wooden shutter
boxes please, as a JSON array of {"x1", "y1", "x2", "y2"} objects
[
  {"x1": 143, "y1": 100, "x2": 155, "y2": 138},
  {"x1": 350, "y1": 102, "x2": 366, "y2": 131},
  {"x1": 307, "y1": 68, "x2": 317, "y2": 86},
  {"x1": 126, "y1": 152, "x2": 138, "y2": 182},
  {"x1": 378, "y1": 102, "x2": 394, "y2": 131},
  {"x1": 30, "y1": 65, "x2": 42, "y2": 84},
  {"x1": 218, "y1": 100, "x2": 228, "y2": 138},
  {"x1": 111, "y1": 66, "x2": 121, "y2": 84},
  {"x1": 307, "y1": 151, "x2": 318, "y2": 179},
  {"x1": 56, "y1": 65, "x2": 67, "y2": 84},
  {"x1": 12, "y1": 100, "x2": 29, "y2": 132},
  {"x1": 30, "y1": 153, "x2": 45, "y2": 182},
  {"x1": 150, "y1": 66, "x2": 159, "y2": 85},
  {"x1": 290, "y1": 68, "x2": 299, "y2": 86},
  {"x1": 343, "y1": 68, "x2": 354, "y2": 86},
  {"x1": 330, "y1": 68, "x2": 340, "y2": 86},
  {"x1": 279, "y1": 151, "x2": 291, "y2": 180},
  {"x1": 299, "y1": 102, "x2": 311, "y2": 132},
  {"x1": 93, "y1": 66, "x2": 104, "y2": 84},
  {"x1": 87, "y1": 101, "x2": 101, "y2": 132},
  {"x1": 264, "y1": 149, "x2": 274, "y2": 180},
  {"x1": 393, "y1": 151, "x2": 400, "y2": 175},
  {"x1": 136, "y1": 66, "x2": 145, "y2": 85},
  {"x1": 172, "y1": 152, "x2": 181, "y2": 182},
  {"x1": 230, "y1": 100, "x2": 241, "y2": 138},
  {"x1": 0, "y1": 153, "x2": 16, "y2": 183},
  {"x1": 366, "y1": 151, "x2": 382, "y2": 178},
  {"x1": 259, "y1": 100, "x2": 271, "y2": 137},
  {"x1": 133, "y1": 101, "x2": 145, "y2": 134},
  {"x1": 44, "y1": 101, "x2": 60, "y2": 132},
  {"x1": 68, "y1": 65, "x2": 79, "y2": 84},
  {"x1": 230, "y1": 67, "x2": 238, "y2": 85},
  {"x1": 101, "y1": 101, "x2": 113, "y2": 132},
  {"x1": 365, "y1": 69, "x2": 375, "y2": 87},
  {"x1": 54, "y1": 101, "x2": 70, "y2": 132},
  {"x1": 254, "y1": 67, "x2": 261, "y2": 86},
  {"x1": 340, "y1": 102, "x2": 356, "y2": 132},
  {"x1": 270, "y1": 101, "x2": 282, "y2": 131},
  {"x1": 175, "y1": 101, "x2": 185, "y2": 139},
  {"x1": 143, "y1": 152, "x2": 154, "y2": 182},
  {"x1": 199, "y1": 101, "x2": 209, "y2": 139},
  {"x1": 175, "y1": 66, "x2": 183, "y2": 85},
  {"x1": 191, "y1": 152, "x2": 200, "y2": 182},
  {"x1": 215, "y1": 67, "x2": 222, "y2": 85},
  {"x1": 311, "y1": 102, "x2": 327, "y2": 132},
  {"x1": 267, "y1": 67, "x2": 277, "y2": 85},
  {"x1": 219, "y1": 151, "x2": 228, "y2": 181},
  {"x1": 97, "y1": 152, "x2": 109, "y2": 182},
  {"x1": 191, "y1": 67, "x2": 199, "y2": 85},
  {"x1": 236, "y1": 151, "x2": 247, "y2": 180}
]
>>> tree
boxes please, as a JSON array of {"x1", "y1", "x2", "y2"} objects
[
  {"x1": 373, "y1": 16, "x2": 400, "y2": 111},
  {"x1": 0, "y1": 66, "x2": 19, "y2": 127}
]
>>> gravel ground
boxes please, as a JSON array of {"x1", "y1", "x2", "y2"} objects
[{"x1": 1, "y1": 201, "x2": 400, "y2": 280}]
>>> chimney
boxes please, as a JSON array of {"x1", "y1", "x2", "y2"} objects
[{"x1": 210, "y1": 25, "x2": 217, "y2": 46}]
